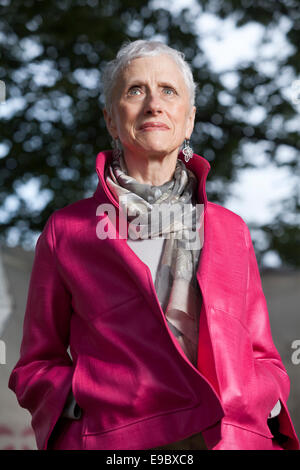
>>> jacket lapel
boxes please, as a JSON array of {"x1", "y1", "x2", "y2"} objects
[
  {"x1": 198, "y1": 203, "x2": 247, "y2": 317},
  {"x1": 92, "y1": 150, "x2": 233, "y2": 353},
  {"x1": 93, "y1": 148, "x2": 213, "y2": 304}
]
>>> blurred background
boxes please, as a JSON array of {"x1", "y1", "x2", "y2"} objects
[{"x1": 0, "y1": 0, "x2": 299, "y2": 449}]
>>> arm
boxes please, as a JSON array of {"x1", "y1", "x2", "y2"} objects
[
  {"x1": 8, "y1": 213, "x2": 77, "y2": 449},
  {"x1": 243, "y1": 223, "x2": 299, "y2": 449}
]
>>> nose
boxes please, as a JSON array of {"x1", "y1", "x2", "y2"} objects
[{"x1": 143, "y1": 90, "x2": 163, "y2": 115}]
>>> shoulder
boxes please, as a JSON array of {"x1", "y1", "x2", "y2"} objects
[
  {"x1": 51, "y1": 196, "x2": 97, "y2": 222},
  {"x1": 207, "y1": 201, "x2": 246, "y2": 226},
  {"x1": 41, "y1": 196, "x2": 98, "y2": 243},
  {"x1": 206, "y1": 201, "x2": 251, "y2": 245}
]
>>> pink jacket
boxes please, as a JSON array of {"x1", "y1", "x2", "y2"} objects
[{"x1": 8, "y1": 150, "x2": 300, "y2": 450}]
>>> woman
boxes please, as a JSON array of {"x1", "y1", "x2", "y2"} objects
[{"x1": 8, "y1": 40, "x2": 299, "y2": 451}]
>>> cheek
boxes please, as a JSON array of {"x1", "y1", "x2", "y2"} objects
[
  {"x1": 172, "y1": 106, "x2": 190, "y2": 132},
  {"x1": 171, "y1": 101, "x2": 188, "y2": 118},
  {"x1": 114, "y1": 110, "x2": 133, "y2": 137},
  {"x1": 117, "y1": 105, "x2": 137, "y2": 127}
]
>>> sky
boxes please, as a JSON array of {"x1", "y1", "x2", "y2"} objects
[{"x1": 1, "y1": 0, "x2": 299, "y2": 268}]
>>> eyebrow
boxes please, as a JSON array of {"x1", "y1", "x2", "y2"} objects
[{"x1": 126, "y1": 80, "x2": 178, "y2": 89}]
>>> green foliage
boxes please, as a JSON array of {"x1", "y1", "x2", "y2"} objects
[{"x1": 0, "y1": 0, "x2": 299, "y2": 267}]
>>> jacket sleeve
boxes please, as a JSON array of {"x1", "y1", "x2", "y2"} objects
[
  {"x1": 243, "y1": 223, "x2": 300, "y2": 449},
  {"x1": 8, "y1": 212, "x2": 76, "y2": 450}
]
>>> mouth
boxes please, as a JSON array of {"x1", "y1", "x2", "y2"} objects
[{"x1": 139, "y1": 122, "x2": 170, "y2": 131}]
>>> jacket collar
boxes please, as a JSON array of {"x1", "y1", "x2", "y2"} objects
[{"x1": 93, "y1": 149, "x2": 211, "y2": 210}]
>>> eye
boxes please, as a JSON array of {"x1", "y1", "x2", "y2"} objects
[
  {"x1": 162, "y1": 87, "x2": 177, "y2": 96},
  {"x1": 128, "y1": 86, "x2": 142, "y2": 96}
]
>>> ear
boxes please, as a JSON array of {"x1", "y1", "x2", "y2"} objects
[
  {"x1": 186, "y1": 106, "x2": 196, "y2": 139},
  {"x1": 103, "y1": 108, "x2": 118, "y2": 140}
]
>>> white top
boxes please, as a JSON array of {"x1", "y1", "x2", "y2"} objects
[{"x1": 126, "y1": 236, "x2": 165, "y2": 283}]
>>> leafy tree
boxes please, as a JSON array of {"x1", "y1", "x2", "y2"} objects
[{"x1": 0, "y1": 0, "x2": 299, "y2": 267}]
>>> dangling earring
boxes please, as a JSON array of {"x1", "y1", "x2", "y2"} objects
[
  {"x1": 112, "y1": 137, "x2": 123, "y2": 159},
  {"x1": 182, "y1": 139, "x2": 193, "y2": 162}
]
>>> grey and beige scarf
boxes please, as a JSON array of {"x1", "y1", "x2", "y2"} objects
[{"x1": 105, "y1": 152, "x2": 204, "y2": 368}]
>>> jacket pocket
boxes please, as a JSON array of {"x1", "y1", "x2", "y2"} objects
[
  {"x1": 208, "y1": 306, "x2": 279, "y2": 438},
  {"x1": 47, "y1": 416, "x2": 86, "y2": 450},
  {"x1": 70, "y1": 356, "x2": 88, "y2": 434},
  {"x1": 267, "y1": 414, "x2": 289, "y2": 445},
  {"x1": 61, "y1": 388, "x2": 82, "y2": 420}
]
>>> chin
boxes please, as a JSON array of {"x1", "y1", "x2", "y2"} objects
[
  {"x1": 140, "y1": 142, "x2": 175, "y2": 156},
  {"x1": 143, "y1": 149, "x2": 173, "y2": 159}
]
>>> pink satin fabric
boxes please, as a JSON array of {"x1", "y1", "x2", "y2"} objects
[{"x1": 8, "y1": 150, "x2": 300, "y2": 451}]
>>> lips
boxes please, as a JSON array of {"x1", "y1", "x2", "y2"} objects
[{"x1": 139, "y1": 122, "x2": 170, "y2": 130}]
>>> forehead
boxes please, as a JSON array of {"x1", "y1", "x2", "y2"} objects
[{"x1": 117, "y1": 54, "x2": 187, "y2": 89}]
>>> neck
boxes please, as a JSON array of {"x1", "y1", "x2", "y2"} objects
[{"x1": 122, "y1": 148, "x2": 179, "y2": 186}]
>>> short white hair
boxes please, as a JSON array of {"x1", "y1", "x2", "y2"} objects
[{"x1": 102, "y1": 39, "x2": 197, "y2": 115}]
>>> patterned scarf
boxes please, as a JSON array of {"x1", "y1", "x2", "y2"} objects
[{"x1": 105, "y1": 152, "x2": 204, "y2": 368}]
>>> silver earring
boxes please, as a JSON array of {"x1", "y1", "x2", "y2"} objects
[
  {"x1": 112, "y1": 137, "x2": 123, "y2": 159},
  {"x1": 182, "y1": 139, "x2": 193, "y2": 162}
]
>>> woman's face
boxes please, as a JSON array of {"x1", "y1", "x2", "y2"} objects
[{"x1": 104, "y1": 54, "x2": 196, "y2": 159}]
